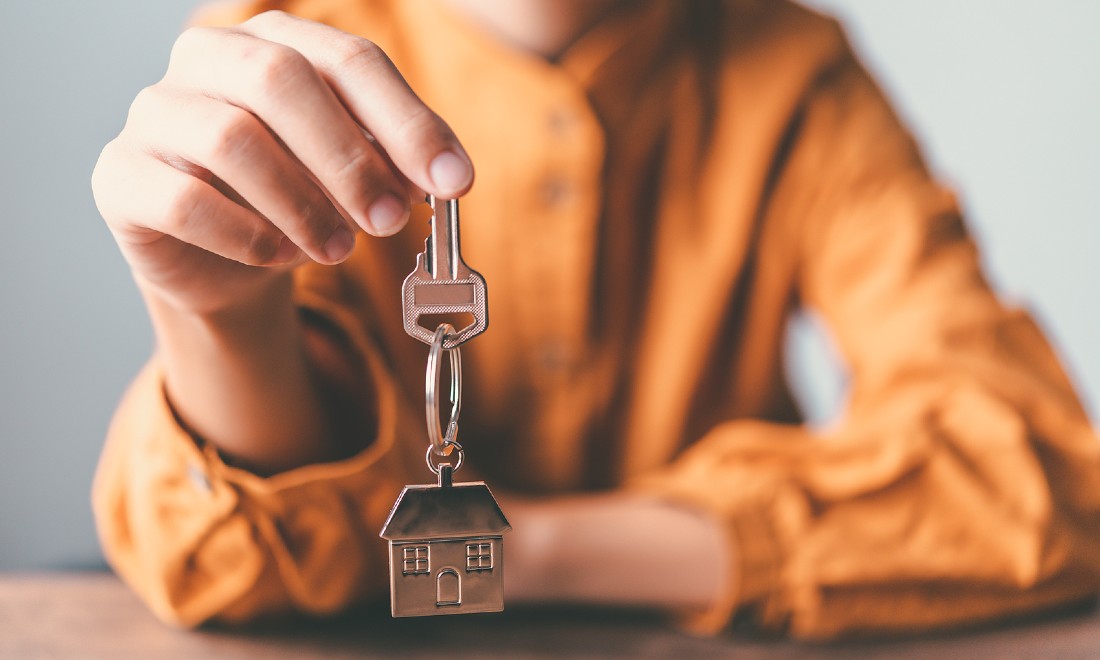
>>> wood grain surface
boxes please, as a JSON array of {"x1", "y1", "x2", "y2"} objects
[{"x1": 1, "y1": 573, "x2": 1098, "y2": 658}]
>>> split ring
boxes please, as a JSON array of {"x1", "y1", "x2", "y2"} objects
[
  {"x1": 425, "y1": 322, "x2": 462, "y2": 457},
  {"x1": 426, "y1": 440, "x2": 464, "y2": 475}
]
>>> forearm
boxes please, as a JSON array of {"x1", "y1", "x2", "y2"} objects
[
  {"x1": 504, "y1": 493, "x2": 731, "y2": 611},
  {"x1": 143, "y1": 273, "x2": 359, "y2": 474}
]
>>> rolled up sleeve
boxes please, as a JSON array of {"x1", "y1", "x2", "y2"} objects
[{"x1": 632, "y1": 52, "x2": 1100, "y2": 639}]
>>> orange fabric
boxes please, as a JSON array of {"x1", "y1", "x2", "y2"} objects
[{"x1": 93, "y1": 0, "x2": 1100, "y2": 639}]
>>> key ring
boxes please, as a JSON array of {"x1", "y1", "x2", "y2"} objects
[
  {"x1": 425, "y1": 322, "x2": 462, "y2": 457},
  {"x1": 425, "y1": 440, "x2": 464, "y2": 475}
]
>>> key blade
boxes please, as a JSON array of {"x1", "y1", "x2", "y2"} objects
[{"x1": 429, "y1": 196, "x2": 468, "y2": 280}]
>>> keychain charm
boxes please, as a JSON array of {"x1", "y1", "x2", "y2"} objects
[
  {"x1": 379, "y1": 449, "x2": 511, "y2": 617},
  {"x1": 380, "y1": 324, "x2": 510, "y2": 617},
  {"x1": 381, "y1": 202, "x2": 509, "y2": 617}
]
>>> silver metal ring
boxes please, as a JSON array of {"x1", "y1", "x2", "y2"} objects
[
  {"x1": 425, "y1": 322, "x2": 462, "y2": 457},
  {"x1": 426, "y1": 440, "x2": 464, "y2": 475}
]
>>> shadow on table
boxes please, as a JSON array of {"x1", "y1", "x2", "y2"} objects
[
  {"x1": 206, "y1": 601, "x2": 727, "y2": 658},
  {"x1": 199, "y1": 595, "x2": 1099, "y2": 659}
]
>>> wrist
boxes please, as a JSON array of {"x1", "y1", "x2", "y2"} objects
[
  {"x1": 137, "y1": 269, "x2": 295, "y2": 329},
  {"x1": 141, "y1": 269, "x2": 345, "y2": 474}
]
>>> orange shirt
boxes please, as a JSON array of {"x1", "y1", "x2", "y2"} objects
[{"x1": 93, "y1": 0, "x2": 1100, "y2": 639}]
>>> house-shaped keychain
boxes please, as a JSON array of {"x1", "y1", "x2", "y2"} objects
[{"x1": 380, "y1": 464, "x2": 511, "y2": 617}]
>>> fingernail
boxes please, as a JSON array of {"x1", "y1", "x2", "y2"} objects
[
  {"x1": 270, "y1": 236, "x2": 299, "y2": 265},
  {"x1": 429, "y1": 150, "x2": 472, "y2": 194},
  {"x1": 367, "y1": 193, "x2": 410, "y2": 235},
  {"x1": 323, "y1": 224, "x2": 355, "y2": 262}
]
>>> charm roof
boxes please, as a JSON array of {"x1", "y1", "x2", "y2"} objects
[{"x1": 379, "y1": 481, "x2": 511, "y2": 541}]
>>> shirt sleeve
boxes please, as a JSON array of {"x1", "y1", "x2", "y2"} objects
[
  {"x1": 91, "y1": 284, "x2": 412, "y2": 628},
  {"x1": 631, "y1": 51, "x2": 1100, "y2": 639}
]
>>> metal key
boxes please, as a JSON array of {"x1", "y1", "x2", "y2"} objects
[{"x1": 401, "y1": 196, "x2": 488, "y2": 349}]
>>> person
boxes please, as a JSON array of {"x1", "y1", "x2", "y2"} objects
[{"x1": 90, "y1": 0, "x2": 1100, "y2": 640}]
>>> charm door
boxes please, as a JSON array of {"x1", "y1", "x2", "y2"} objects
[{"x1": 436, "y1": 568, "x2": 460, "y2": 606}]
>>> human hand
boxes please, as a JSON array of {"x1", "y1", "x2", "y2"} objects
[{"x1": 92, "y1": 10, "x2": 474, "y2": 315}]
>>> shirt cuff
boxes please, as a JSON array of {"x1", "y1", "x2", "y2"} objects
[
  {"x1": 626, "y1": 421, "x2": 812, "y2": 635},
  {"x1": 628, "y1": 478, "x2": 786, "y2": 636}
]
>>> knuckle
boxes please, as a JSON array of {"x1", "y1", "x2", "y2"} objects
[
  {"x1": 393, "y1": 104, "x2": 447, "y2": 145},
  {"x1": 91, "y1": 140, "x2": 123, "y2": 215},
  {"x1": 330, "y1": 148, "x2": 390, "y2": 213},
  {"x1": 246, "y1": 9, "x2": 292, "y2": 27},
  {"x1": 205, "y1": 106, "x2": 261, "y2": 163},
  {"x1": 332, "y1": 148, "x2": 376, "y2": 186},
  {"x1": 241, "y1": 225, "x2": 281, "y2": 265},
  {"x1": 92, "y1": 139, "x2": 121, "y2": 183},
  {"x1": 126, "y1": 85, "x2": 160, "y2": 121},
  {"x1": 247, "y1": 43, "x2": 311, "y2": 99},
  {"x1": 333, "y1": 37, "x2": 390, "y2": 74},
  {"x1": 122, "y1": 85, "x2": 176, "y2": 144},
  {"x1": 170, "y1": 26, "x2": 216, "y2": 66},
  {"x1": 160, "y1": 176, "x2": 207, "y2": 236},
  {"x1": 291, "y1": 196, "x2": 339, "y2": 246}
]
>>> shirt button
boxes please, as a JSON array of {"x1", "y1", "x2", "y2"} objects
[
  {"x1": 540, "y1": 177, "x2": 572, "y2": 207},
  {"x1": 538, "y1": 341, "x2": 576, "y2": 373},
  {"x1": 548, "y1": 109, "x2": 576, "y2": 134}
]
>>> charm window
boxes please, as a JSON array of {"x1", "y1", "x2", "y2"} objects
[
  {"x1": 466, "y1": 542, "x2": 493, "y2": 571},
  {"x1": 402, "y1": 545, "x2": 430, "y2": 575}
]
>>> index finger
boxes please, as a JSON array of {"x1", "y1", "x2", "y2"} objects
[{"x1": 241, "y1": 11, "x2": 475, "y2": 198}]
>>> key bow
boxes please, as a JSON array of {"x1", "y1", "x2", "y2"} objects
[{"x1": 401, "y1": 196, "x2": 488, "y2": 348}]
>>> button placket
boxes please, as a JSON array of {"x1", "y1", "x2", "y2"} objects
[{"x1": 501, "y1": 72, "x2": 604, "y2": 389}]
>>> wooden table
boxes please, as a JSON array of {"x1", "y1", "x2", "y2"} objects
[{"x1": 2, "y1": 573, "x2": 1098, "y2": 658}]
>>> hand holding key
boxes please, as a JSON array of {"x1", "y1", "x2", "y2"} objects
[
  {"x1": 88, "y1": 10, "x2": 477, "y2": 473},
  {"x1": 92, "y1": 10, "x2": 475, "y2": 316}
]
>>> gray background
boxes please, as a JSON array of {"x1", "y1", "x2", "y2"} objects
[{"x1": 0, "y1": 1, "x2": 1096, "y2": 570}]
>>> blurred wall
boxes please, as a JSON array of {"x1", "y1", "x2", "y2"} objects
[
  {"x1": 0, "y1": 0, "x2": 197, "y2": 570},
  {"x1": 0, "y1": 1, "x2": 1096, "y2": 570},
  {"x1": 790, "y1": 0, "x2": 1100, "y2": 424}
]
